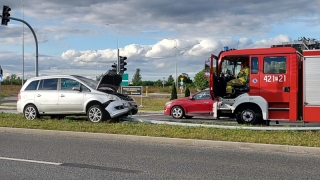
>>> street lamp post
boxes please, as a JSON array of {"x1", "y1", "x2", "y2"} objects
[
  {"x1": 169, "y1": 39, "x2": 191, "y2": 90},
  {"x1": 170, "y1": 39, "x2": 179, "y2": 89},
  {"x1": 20, "y1": 0, "x2": 24, "y2": 85},
  {"x1": 106, "y1": 24, "x2": 119, "y2": 73}
]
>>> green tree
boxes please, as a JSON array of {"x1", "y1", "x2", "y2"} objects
[
  {"x1": 193, "y1": 70, "x2": 209, "y2": 90},
  {"x1": 132, "y1": 68, "x2": 142, "y2": 85},
  {"x1": 166, "y1": 75, "x2": 174, "y2": 86},
  {"x1": 178, "y1": 73, "x2": 192, "y2": 85},
  {"x1": 170, "y1": 82, "x2": 178, "y2": 100},
  {"x1": 153, "y1": 79, "x2": 162, "y2": 87},
  {"x1": 2, "y1": 74, "x2": 22, "y2": 85}
]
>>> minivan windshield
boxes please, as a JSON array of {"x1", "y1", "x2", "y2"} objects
[{"x1": 75, "y1": 76, "x2": 98, "y2": 89}]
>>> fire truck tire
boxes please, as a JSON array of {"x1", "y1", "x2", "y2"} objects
[
  {"x1": 236, "y1": 105, "x2": 262, "y2": 125},
  {"x1": 171, "y1": 106, "x2": 184, "y2": 119}
]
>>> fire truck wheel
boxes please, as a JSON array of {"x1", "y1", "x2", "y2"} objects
[
  {"x1": 171, "y1": 106, "x2": 184, "y2": 119},
  {"x1": 236, "y1": 106, "x2": 262, "y2": 125}
]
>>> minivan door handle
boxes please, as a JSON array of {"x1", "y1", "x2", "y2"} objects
[
  {"x1": 37, "y1": 94, "x2": 41, "y2": 97},
  {"x1": 60, "y1": 94, "x2": 65, "y2": 97}
]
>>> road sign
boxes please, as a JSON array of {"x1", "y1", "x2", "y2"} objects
[
  {"x1": 180, "y1": 77, "x2": 184, "y2": 81},
  {"x1": 121, "y1": 86, "x2": 142, "y2": 95},
  {"x1": 121, "y1": 73, "x2": 129, "y2": 86},
  {"x1": 0, "y1": 74, "x2": 2, "y2": 82},
  {"x1": 180, "y1": 81, "x2": 184, "y2": 85}
]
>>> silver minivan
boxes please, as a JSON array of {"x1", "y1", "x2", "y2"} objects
[{"x1": 17, "y1": 70, "x2": 138, "y2": 122}]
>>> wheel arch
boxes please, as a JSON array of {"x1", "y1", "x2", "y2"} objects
[
  {"x1": 24, "y1": 103, "x2": 39, "y2": 112},
  {"x1": 233, "y1": 95, "x2": 268, "y2": 120},
  {"x1": 85, "y1": 100, "x2": 102, "y2": 113}
]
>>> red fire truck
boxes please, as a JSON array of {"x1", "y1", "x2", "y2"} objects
[{"x1": 205, "y1": 37, "x2": 320, "y2": 125}]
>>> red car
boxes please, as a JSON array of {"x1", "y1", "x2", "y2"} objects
[{"x1": 164, "y1": 90, "x2": 215, "y2": 119}]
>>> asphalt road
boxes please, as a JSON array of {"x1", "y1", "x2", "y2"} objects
[{"x1": 1, "y1": 132, "x2": 320, "y2": 180}]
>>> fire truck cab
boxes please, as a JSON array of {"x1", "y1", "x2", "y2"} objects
[{"x1": 206, "y1": 38, "x2": 320, "y2": 125}]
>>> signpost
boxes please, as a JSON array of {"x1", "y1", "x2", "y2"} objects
[
  {"x1": 180, "y1": 77, "x2": 184, "y2": 94},
  {"x1": 121, "y1": 86, "x2": 144, "y2": 107}
]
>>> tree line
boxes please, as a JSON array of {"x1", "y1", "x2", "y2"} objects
[
  {"x1": 1, "y1": 74, "x2": 23, "y2": 85},
  {"x1": 129, "y1": 68, "x2": 209, "y2": 90},
  {"x1": 3, "y1": 68, "x2": 209, "y2": 91}
]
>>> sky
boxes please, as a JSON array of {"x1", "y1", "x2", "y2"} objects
[{"x1": 0, "y1": 0, "x2": 319, "y2": 82}]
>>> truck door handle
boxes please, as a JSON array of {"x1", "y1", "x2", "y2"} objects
[
  {"x1": 283, "y1": 87, "x2": 290, "y2": 92},
  {"x1": 60, "y1": 94, "x2": 65, "y2": 97},
  {"x1": 37, "y1": 94, "x2": 41, "y2": 97}
]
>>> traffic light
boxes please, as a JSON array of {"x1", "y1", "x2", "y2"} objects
[
  {"x1": 111, "y1": 63, "x2": 117, "y2": 71},
  {"x1": 119, "y1": 56, "x2": 127, "y2": 74},
  {"x1": 1, "y1": 5, "x2": 11, "y2": 26}
]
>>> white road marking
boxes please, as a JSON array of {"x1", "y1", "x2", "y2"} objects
[{"x1": 0, "y1": 157, "x2": 61, "y2": 165}]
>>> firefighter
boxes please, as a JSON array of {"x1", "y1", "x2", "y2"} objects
[{"x1": 226, "y1": 61, "x2": 249, "y2": 96}]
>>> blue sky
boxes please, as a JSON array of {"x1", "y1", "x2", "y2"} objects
[{"x1": 0, "y1": 0, "x2": 319, "y2": 82}]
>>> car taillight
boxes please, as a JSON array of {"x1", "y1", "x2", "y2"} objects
[{"x1": 18, "y1": 91, "x2": 21, "y2": 101}]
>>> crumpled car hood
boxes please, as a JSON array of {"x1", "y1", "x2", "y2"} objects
[{"x1": 97, "y1": 70, "x2": 122, "y2": 91}]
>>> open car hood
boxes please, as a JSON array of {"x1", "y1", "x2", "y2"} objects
[{"x1": 97, "y1": 70, "x2": 122, "y2": 91}]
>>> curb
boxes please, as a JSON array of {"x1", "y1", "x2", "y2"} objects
[
  {"x1": 0, "y1": 106, "x2": 16, "y2": 110},
  {"x1": 1, "y1": 127, "x2": 320, "y2": 155}
]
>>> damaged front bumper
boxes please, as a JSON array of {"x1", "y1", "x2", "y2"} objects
[{"x1": 104, "y1": 100, "x2": 138, "y2": 118}]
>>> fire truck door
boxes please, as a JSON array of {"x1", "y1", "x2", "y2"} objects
[
  {"x1": 259, "y1": 55, "x2": 290, "y2": 103},
  {"x1": 249, "y1": 57, "x2": 260, "y2": 95}
]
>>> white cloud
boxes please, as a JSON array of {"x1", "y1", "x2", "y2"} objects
[
  {"x1": 156, "y1": 63, "x2": 165, "y2": 68},
  {"x1": 0, "y1": 0, "x2": 319, "y2": 81}
]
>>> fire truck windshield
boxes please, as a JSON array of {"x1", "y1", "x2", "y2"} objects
[{"x1": 221, "y1": 59, "x2": 241, "y2": 78}]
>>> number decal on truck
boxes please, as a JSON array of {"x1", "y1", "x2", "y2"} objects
[{"x1": 263, "y1": 75, "x2": 286, "y2": 82}]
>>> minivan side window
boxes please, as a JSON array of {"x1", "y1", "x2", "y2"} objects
[
  {"x1": 38, "y1": 78, "x2": 58, "y2": 90},
  {"x1": 81, "y1": 84, "x2": 90, "y2": 92},
  {"x1": 61, "y1": 78, "x2": 80, "y2": 91},
  {"x1": 24, "y1": 80, "x2": 39, "y2": 90}
]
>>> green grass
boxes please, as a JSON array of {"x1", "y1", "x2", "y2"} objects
[{"x1": 1, "y1": 113, "x2": 320, "y2": 147}]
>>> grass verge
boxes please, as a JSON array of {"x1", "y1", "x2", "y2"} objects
[{"x1": 1, "y1": 113, "x2": 320, "y2": 147}]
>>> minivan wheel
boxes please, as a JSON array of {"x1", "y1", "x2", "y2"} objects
[
  {"x1": 87, "y1": 105, "x2": 105, "y2": 123},
  {"x1": 171, "y1": 106, "x2": 184, "y2": 119},
  {"x1": 24, "y1": 104, "x2": 39, "y2": 120}
]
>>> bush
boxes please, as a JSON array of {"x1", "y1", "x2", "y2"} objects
[
  {"x1": 184, "y1": 87, "x2": 190, "y2": 97},
  {"x1": 170, "y1": 83, "x2": 178, "y2": 100}
]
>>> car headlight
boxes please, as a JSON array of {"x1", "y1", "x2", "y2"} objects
[
  {"x1": 165, "y1": 101, "x2": 172, "y2": 106},
  {"x1": 106, "y1": 94, "x2": 121, "y2": 101}
]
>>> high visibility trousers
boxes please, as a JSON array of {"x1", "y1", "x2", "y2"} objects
[{"x1": 226, "y1": 79, "x2": 246, "y2": 94}]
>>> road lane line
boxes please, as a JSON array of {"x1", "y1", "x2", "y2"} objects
[{"x1": 0, "y1": 157, "x2": 61, "y2": 165}]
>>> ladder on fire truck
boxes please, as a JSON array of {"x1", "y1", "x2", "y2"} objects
[{"x1": 271, "y1": 37, "x2": 320, "y2": 51}]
